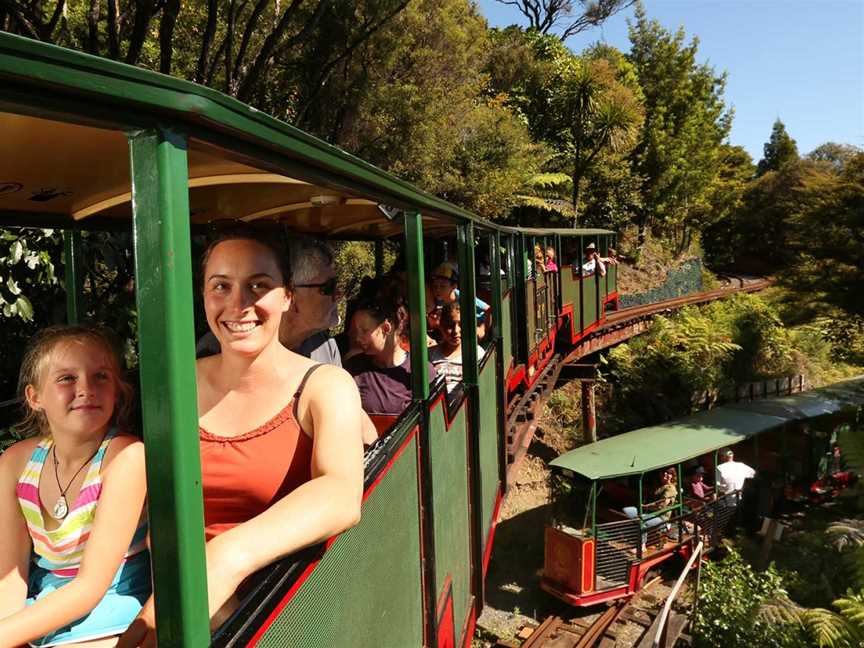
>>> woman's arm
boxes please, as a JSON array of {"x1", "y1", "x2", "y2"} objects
[
  {"x1": 203, "y1": 367, "x2": 364, "y2": 616},
  {"x1": 0, "y1": 438, "x2": 147, "y2": 647},
  {"x1": 0, "y1": 442, "x2": 32, "y2": 622}
]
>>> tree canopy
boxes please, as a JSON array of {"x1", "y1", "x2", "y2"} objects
[{"x1": 757, "y1": 118, "x2": 799, "y2": 177}]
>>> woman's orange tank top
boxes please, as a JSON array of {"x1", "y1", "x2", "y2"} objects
[{"x1": 199, "y1": 365, "x2": 320, "y2": 541}]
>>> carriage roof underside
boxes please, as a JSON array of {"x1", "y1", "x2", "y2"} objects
[
  {"x1": 550, "y1": 376, "x2": 864, "y2": 481},
  {"x1": 0, "y1": 33, "x2": 612, "y2": 240}
]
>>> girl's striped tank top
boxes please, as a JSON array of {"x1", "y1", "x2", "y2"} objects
[{"x1": 15, "y1": 429, "x2": 148, "y2": 578}]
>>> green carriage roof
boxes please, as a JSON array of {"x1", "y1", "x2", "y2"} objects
[
  {"x1": 549, "y1": 377, "x2": 864, "y2": 480},
  {"x1": 0, "y1": 33, "x2": 613, "y2": 239}
]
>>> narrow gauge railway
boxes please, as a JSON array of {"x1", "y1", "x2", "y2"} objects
[
  {"x1": 0, "y1": 33, "x2": 790, "y2": 648},
  {"x1": 541, "y1": 377, "x2": 864, "y2": 609},
  {"x1": 0, "y1": 32, "x2": 619, "y2": 648}
]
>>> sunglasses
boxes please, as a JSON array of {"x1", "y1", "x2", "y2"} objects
[{"x1": 295, "y1": 277, "x2": 338, "y2": 296}]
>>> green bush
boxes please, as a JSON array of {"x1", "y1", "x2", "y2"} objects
[{"x1": 693, "y1": 549, "x2": 809, "y2": 648}]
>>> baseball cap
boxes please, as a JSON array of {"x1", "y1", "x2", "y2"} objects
[{"x1": 431, "y1": 262, "x2": 459, "y2": 283}]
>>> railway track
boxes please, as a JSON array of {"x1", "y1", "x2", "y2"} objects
[
  {"x1": 504, "y1": 277, "x2": 770, "y2": 477},
  {"x1": 499, "y1": 576, "x2": 691, "y2": 648}
]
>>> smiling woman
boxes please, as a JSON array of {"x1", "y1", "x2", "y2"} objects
[{"x1": 117, "y1": 228, "x2": 365, "y2": 645}]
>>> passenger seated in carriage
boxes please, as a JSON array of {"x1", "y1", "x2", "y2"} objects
[
  {"x1": 428, "y1": 303, "x2": 485, "y2": 396},
  {"x1": 197, "y1": 235, "x2": 342, "y2": 366},
  {"x1": 345, "y1": 297, "x2": 437, "y2": 416},
  {"x1": 688, "y1": 465, "x2": 713, "y2": 501},
  {"x1": 623, "y1": 468, "x2": 679, "y2": 547},
  {"x1": 429, "y1": 262, "x2": 490, "y2": 342},
  {"x1": 120, "y1": 227, "x2": 365, "y2": 645},
  {"x1": 581, "y1": 243, "x2": 607, "y2": 277}
]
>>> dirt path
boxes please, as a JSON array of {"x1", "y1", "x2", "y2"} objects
[{"x1": 476, "y1": 385, "x2": 592, "y2": 645}]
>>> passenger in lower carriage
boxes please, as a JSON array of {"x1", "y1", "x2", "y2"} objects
[
  {"x1": 197, "y1": 236, "x2": 342, "y2": 366},
  {"x1": 0, "y1": 325, "x2": 149, "y2": 647},
  {"x1": 428, "y1": 303, "x2": 485, "y2": 394},
  {"x1": 118, "y1": 228, "x2": 364, "y2": 646},
  {"x1": 687, "y1": 466, "x2": 713, "y2": 501},
  {"x1": 345, "y1": 299, "x2": 437, "y2": 416}
]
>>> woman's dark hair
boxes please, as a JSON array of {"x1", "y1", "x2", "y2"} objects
[
  {"x1": 353, "y1": 296, "x2": 400, "y2": 327},
  {"x1": 200, "y1": 224, "x2": 290, "y2": 288},
  {"x1": 439, "y1": 301, "x2": 460, "y2": 326}
]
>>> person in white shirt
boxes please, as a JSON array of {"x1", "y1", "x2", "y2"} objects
[
  {"x1": 715, "y1": 449, "x2": 756, "y2": 495},
  {"x1": 581, "y1": 242, "x2": 607, "y2": 277}
]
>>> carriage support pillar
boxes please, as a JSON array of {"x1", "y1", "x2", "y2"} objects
[
  {"x1": 581, "y1": 381, "x2": 597, "y2": 443},
  {"x1": 129, "y1": 127, "x2": 210, "y2": 646}
]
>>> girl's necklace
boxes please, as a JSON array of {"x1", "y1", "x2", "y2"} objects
[{"x1": 50, "y1": 444, "x2": 99, "y2": 520}]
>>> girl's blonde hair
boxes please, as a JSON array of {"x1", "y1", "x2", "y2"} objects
[{"x1": 14, "y1": 325, "x2": 134, "y2": 437}]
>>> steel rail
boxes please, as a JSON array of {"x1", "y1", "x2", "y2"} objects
[{"x1": 652, "y1": 540, "x2": 704, "y2": 648}]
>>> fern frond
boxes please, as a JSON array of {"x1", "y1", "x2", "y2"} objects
[
  {"x1": 827, "y1": 519, "x2": 864, "y2": 551},
  {"x1": 803, "y1": 607, "x2": 856, "y2": 647}
]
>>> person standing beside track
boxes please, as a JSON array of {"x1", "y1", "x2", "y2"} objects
[{"x1": 118, "y1": 227, "x2": 364, "y2": 646}]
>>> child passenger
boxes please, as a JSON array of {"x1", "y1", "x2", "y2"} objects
[
  {"x1": 429, "y1": 303, "x2": 485, "y2": 393},
  {"x1": 0, "y1": 325, "x2": 149, "y2": 647}
]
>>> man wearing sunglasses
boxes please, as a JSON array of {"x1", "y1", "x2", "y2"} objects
[{"x1": 196, "y1": 236, "x2": 342, "y2": 367}]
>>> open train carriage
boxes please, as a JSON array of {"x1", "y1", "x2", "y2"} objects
[
  {"x1": 0, "y1": 32, "x2": 512, "y2": 647},
  {"x1": 502, "y1": 228, "x2": 618, "y2": 394},
  {"x1": 541, "y1": 378, "x2": 864, "y2": 608}
]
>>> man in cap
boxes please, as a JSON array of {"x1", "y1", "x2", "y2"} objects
[
  {"x1": 581, "y1": 242, "x2": 607, "y2": 277},
  {"x1": 715, "y1": 448, "x2": 755, "y2": 496}
]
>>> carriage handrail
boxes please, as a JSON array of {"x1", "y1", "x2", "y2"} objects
[{"x1": 653, "y1": 539, "x2": 704, "y2": 648}]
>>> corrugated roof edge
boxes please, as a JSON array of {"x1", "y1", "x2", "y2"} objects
[{"x1": 550, "y1": 376, "x2": 864, "y2": 480}]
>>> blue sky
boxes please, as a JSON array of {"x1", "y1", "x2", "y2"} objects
[{"x1": 477, "y1": 0, "x2": 864, "y2": 163}]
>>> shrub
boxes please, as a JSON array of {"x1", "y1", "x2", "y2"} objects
[{"x1": 693, "y1": 549, "x2": 808, "y2": 648}]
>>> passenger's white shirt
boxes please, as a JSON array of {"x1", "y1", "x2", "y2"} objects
[
  {"x1": 715, "y1": 460, "x2": 755, "y2": 495},
  {"x1": 581, "y1": 257, "x2": 606, "y2": 275}
]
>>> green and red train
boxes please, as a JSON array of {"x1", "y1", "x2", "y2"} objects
[{"x1": 0, "y1": 33, "x2": 620, "y2": 647}]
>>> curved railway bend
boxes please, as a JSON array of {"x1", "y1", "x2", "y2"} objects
[{"x1": 505, "y1": 276, "x2": 771, "y2": 484}]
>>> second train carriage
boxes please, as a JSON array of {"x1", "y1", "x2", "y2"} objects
[
  {"x1": 541, "y1": 377, "x2": 864, "y2": 608},
  {"x1": 0, "y1": 33, "x2": 620, "y2": 647}
]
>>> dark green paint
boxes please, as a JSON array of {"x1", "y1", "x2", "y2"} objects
[
  {"x1": 404, "y1": 212, "x2": 429, "y2": 399},
  {"x1": 129, "y1": 128, "x2": 209, "y2": 646},
  {"x1": 63, "y1": 229, "x2": 83, "y2": 324}
]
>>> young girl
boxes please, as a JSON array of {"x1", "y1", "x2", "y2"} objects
[{"x1": 0, "y1": 325, "x2": 149, "y2": 647}]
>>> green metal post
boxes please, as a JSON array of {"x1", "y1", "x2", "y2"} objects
[
  {"x1": 128, "y1": 128, "x2": 209, "y2": 646},
  {"x1": 457, "y1": 222, "x2": 479, "y2": 387},
  {"x1": 374, "y1": 239, "x2": 384, "y2": 277},
  {"x1": 638, "y1": 476, "x2": 643, "y2": 516},
  {"x1": 491, "y1": 232, "x2": 504, "y2": 341},
  {"x1": 63, "y1": 229, "x2": 84, "y2": 324},
  {"x1": 677, "y1": 464, "x2": 684, "y2": 516},
  {"x1": 404, "y1": 211, "x2": 429, "y2": 400},
  {"x1": 590, "y1": 482, "x2": 597, "y2": 536}
]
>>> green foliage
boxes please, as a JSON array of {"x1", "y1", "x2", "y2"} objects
[
  {"x1": 803, "y1": 591, "x2": 864, "y2": 648},
  {"x1": 757, "y1": 119, "x2": 800, "y2": 177},
  {"x1": 693, "y1": 549, "x2": 807, "y2": 648},
  {"x1": 605, "y1": 294, "x2": 810, "y2": 430},
  {"x1": 778, "y1": 152, "x2": 864, "y2": 319},
  {"x1": 807, "y1": 143, "x2": 863, "y2": 172},
  {"x1": 627, "y1": 2, "x2": 732, "y2": 250}
]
